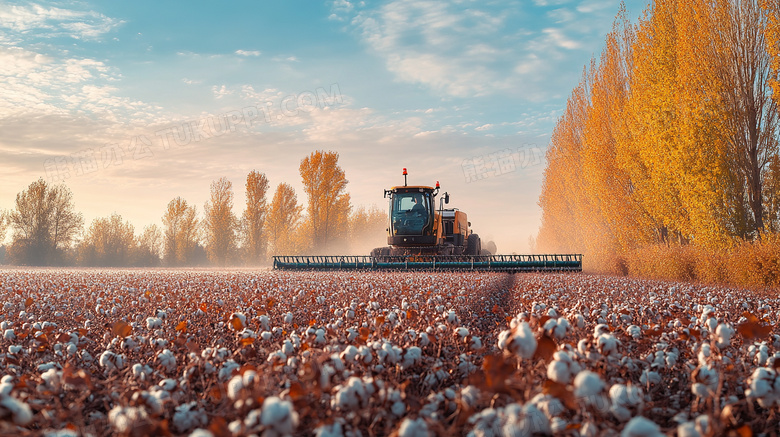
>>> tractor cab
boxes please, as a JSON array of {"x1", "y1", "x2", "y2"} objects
[{"x1": 384, "y1": 169, "x2": 439, "y2": 247}]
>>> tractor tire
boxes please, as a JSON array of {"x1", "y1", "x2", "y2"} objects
[{"x1": 466, "y1": 233, "x2": 481, "y2": 256}]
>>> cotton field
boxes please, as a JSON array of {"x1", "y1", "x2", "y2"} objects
[{"x1": 0, "y1": 269, "x2": 777, "y2": 436}]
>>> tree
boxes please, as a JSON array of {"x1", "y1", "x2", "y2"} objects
[
  {"x1": 766, "y1": 0, "x2": 780, "y2": 104},
  {"x1": 348, "y1": 205, "x2": 387, "y2": 255},
  {"x1": 135, "y1": 224, "x2": 162, "y2": 266},
  {"x1": 710, "y1": 0, "x2": 780, "y2": 237},
  {"x1": 0, "y1": 210, "x2": 8, "y2": 245},
  {"x1": 78, "y1": 213, "x2": 135, "y2": 266},
  {"x1": 266, "y1": 183, "x2": 303, "y2": 257},
  {"x1": 162, "y1": 197, "x2": 199, "y2": 266},
  {"x1": 241, "y1": 170, "x2": 270, "y2": 264},
  {"x1": 204, "y1": 177, "x2": 237, "y2": 266},
  {"x1": 8, "y1": 178, "x2": 83, "y2": 265},
  {"x1": 299, "y1": 151, "x2": 351, "y2": 252}
]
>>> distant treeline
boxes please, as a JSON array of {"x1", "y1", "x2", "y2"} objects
[
  {"x1": 535, "y1": 0, "x2": 780, "y2": 286},
  {"x1": 0, "y1": 150, "x2": 387, "y2": 267}
]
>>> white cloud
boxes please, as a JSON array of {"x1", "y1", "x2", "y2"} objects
[
  {"x1": 0, "y1": 2, "x2": 122, "y2": 40},
  {"x1": 235, "y1": 50, "x2": 261, "y2": 57},
  {"x1": 211, "y1": 85, "x2": 233, "y2": 99}
]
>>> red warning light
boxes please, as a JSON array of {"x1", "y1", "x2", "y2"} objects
[
  {"x1": 436, "y1": 181, "x2": 440, "y2": 188},
  {"x1": 402, "y1": 168, "x2": 408, "y2": 176}
]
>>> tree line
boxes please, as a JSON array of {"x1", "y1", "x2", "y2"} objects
[
  {"x1": 0, "y1": 151, "x2": 387, "y2": 266},
  {"x1": 536, "y1": 0, "x2": 780, "y2": 272}
]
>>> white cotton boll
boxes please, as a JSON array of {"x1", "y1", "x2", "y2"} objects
[
  {"x1": 358, "y1": 346, "x2": 373, "y2": 364},
  {"x1": 219, "y1": 360, "x2": 240, "y2": 381},
  {"x1": 530, "y1": 393, "x2": 566, "y2": 418},
  {"x1": 697, "y1": 343, "x2": 712, "y2": 365},
  {"x1": 3, "y1": 329, "x2": 15, "y2": 341},
  {"x1": 574, "y1": 371, "x2": 606, "y2": 403},
  {"x1": 146, "y1": 317, "x2": 162, "y2": 330},
  {"x1": 173, "y1": 402, "x2": 207, "y2": 433},
  {"x1": 445, "y1": 310, "x2": 458, "y2": 325},
  {"x1": 455, "y1": 327, "x2": 469, "y2": 338},
  {"x1": 498, "y1": 322, "x2": 537, "y2": 359},
  {"x1": 38, "y1": 368, "x2": 62, "y2": 393},
  {"x1": 99, "y1": 351, "x2": 126, "y2": 371},
  {"x1": 458, "y1": 354, "x2": 478, "y2": 375},
  {"x1": 398, "y1": 417, "x2": 429, "y2": 437},
  {"x1": 315, "y1": 329, "x2": 327, "y2": 346},
  {"x1": 108, "y1": 406, "x2": 149, "y2": 434},
  {"x1": 593, "y1": 324, "x2": 610, "y2": 338},
  {"x1": 0, "y1": 395, "x2": 33, "y2": 425},
  {"x1": 261, "y1": 331, "x2": 273, "y2": 341},
  {"x1": 547, "y1": 357, "x2": 575, "y2": 384},
  {"x1": 402, "y1": 347, "x2": 422, "y2": 369},
  {"x1": 467, "y1": 408, "x2": 502, "y2": 436},
  {"x1": 66, "y1": 342, "x2": 78, "y2": 356},
  {"x1": 284, "y1": 312, "x2": 294, "y2": 324},
  {"x1": 640, "y1": 369, "x2": 661, "y2": 386},
  {"x1": 159, "y1": 378, "x2": 177, "y2": 392},
  {"x1": 132, "y1": 363, "x2": 153, "y2": 381},
  {"x1": 227, "y1": 375, "x2": 244, "y2": 401},
  {"x1": 340, "y1": 345, "x2": 359, "y2": 363},
  {"x1": 620, "y1": 416, "x2": 664, "y2": 437},
  {"x1": 597, "y1": 333, "x2": 620, "y2": 356},
  {"x1": 677, "y1": 421, "x2": 701, "y2": 437},
  {"x1": 419, "y1": 332, "x2": 430, "y2": 347},
  {"x1": 627, "y1": 325, "x2": 641, "y2": 340},
  {"x1": 692, "y1": 364, "x2": 718, "y2": 398},
  {"x1": 258, "y1": 315, "x2": 270, "y2": 331},
  {"x1": 609, "y1": 384, "x2": 643, "y2": 422},
  {"x1": 746, "y1": 367, "x2": 780, "y2": 408},
  {"x1": 715, "y1": 323, "x2": 734, "y2": 348},
  {"x1": 504, "y1": 403, "x2": 551, "y2": 436},
  {"x1": 267, "y1": 351, "x2": 287, "y2": 365},
  {"x1": 157, "y1": 349, "x2": 177, "y2": 373}
]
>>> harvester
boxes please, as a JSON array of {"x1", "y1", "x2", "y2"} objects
[{"x1": 273, "y1": 169, "x2": 582, "y2": 272}]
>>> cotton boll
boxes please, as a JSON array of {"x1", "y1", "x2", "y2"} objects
[
  {"x1": 157, "y1": 349, "x2": 177, "y2": 373},
  {"x1": 467, "y1": 408, "x2": 502, "y2": 436},
  {"x1": 108, "y1": 406, "x2": 149, "y2": 435},
  {"x1": 418, "y1": 332, "x2": 430, "y2": 347},
  {"x1": 503, "y1": 403, "x2": 550, "y2": 436},
  {"x1": 715, "y1": 323, "x2": 734, "y2": 348},
  {"x1": 497, "y1": 322, "x2": 536, "y2": 359},
  {"x1": 146, "y1": 317, "x2": 162, "y2": 330},
  {"x1": 609, "y1": 384, "x2": 644, "y2": 422},
  {"x1": 574, "y1": 371, "x2": 608, "y2": 410},
  {"x1": 638, "y1": 367, "x2": 660, "y2": 386},
  {"x1": 172, "y1": 402, "x2": 207, "y2": 433},
  {"x1": 398, "y1": 417, "x2": 429, "y2": 437},
  {"x1": 3, "y1": 329, "x2": 15, "y2": 341},
  {"x1": 620, "y1": 416, "x2": 664, "y2": 437},
  {"x1": 99, "y1": 351, "x2": 126, "y2": 371}
]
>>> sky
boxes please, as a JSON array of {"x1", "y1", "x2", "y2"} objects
[{"x1": 0, "y1": 0, "x2": 647, "y2": 253}]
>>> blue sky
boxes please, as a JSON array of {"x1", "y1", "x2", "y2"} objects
[{"x1": 0, "y1": 0, "x2": 646, "y2": 252}]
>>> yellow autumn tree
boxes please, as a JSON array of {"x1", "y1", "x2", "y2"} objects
[
  {"x1": 77, "y1": 213, "x2": 136, "y2": 266},
  {"x1": 241, "y1": 170, "x2": 270, "y2": 264},
  {"x1": 299, "y1": 150, "x2": 351, "y2": 253},
  {"x1": 766, "y1": 0, "x2": 780, "y2": 103},
  {"x1": 582, "y1": 5, "x2": 655, "y2": 269},
  {"x1": 266, "y1": 183, "x2": 303, "y2": 257},
  {"x1": 623, "y1": 0, "x2": 690, "y2": 243},
  {"x1": 204, "y1": 177, "x2": 237, "y2": 266},
  {"x1": 162, "y1": 197, "x2": 199, "y2": 266},
  {"x1": 537, "y1": 71, "x2": 592, "y2": 259}
]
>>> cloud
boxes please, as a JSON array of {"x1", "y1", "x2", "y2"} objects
[
  {"x1": 235, "y1": 50, "x2": 261, "y2": 57},
  {"x1": 0, "y1": 2, "x2": 122, "y2": 40},
  {"x1": 336, "y1": 0, "x2": 637, "y2": 101}
]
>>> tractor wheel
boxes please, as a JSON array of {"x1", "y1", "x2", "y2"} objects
[{"x1": 466, "y1": 233, "x2": 481, "y2": 256}]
